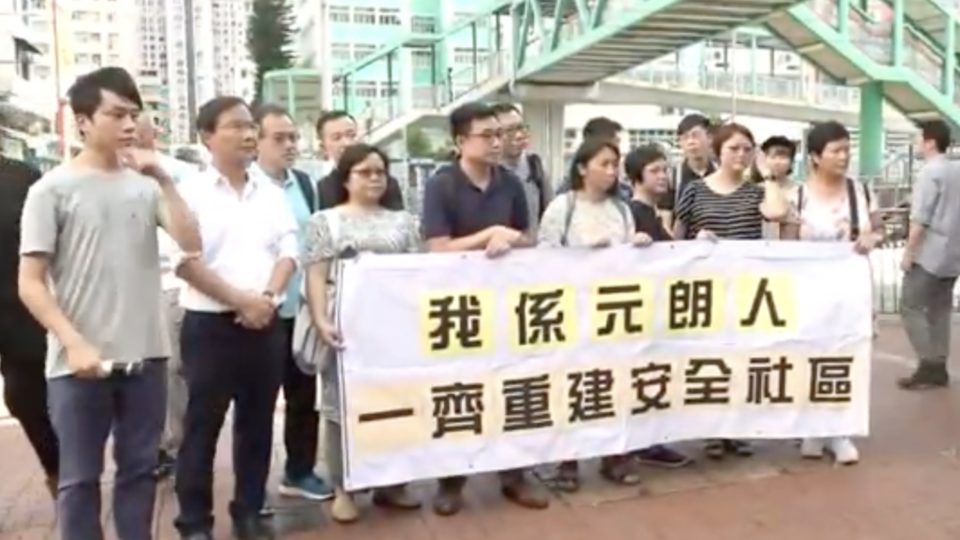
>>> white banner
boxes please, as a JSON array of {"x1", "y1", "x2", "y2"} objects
[{"x1": 336, "y1": 241, "x2": 873, "y2": 490}]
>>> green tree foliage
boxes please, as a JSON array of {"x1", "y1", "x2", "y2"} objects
[
  {"x1": 405, "y1": 125, "x2": 434, "y2": 158},
  {"x1": 247, "y1": 0, "x2": 295, "y2": 104}
]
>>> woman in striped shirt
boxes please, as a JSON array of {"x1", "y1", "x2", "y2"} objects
[{"x1": 673, "y1": 122, "x2": 788, "y2": 459}]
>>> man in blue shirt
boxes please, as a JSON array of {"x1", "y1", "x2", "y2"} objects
[{"x1": 251, "y1": 104, "x2": 334, "y2": 501}]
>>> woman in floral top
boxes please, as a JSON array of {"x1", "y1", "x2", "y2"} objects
[
  {"x1": 780, "y1": 121, "x2": 881, "y2": 466},
  {"x1": 302, "y1": 144, "x2": 421, "y2": 522},
  {"x1": 538, "y1": 138, "x2": 654, "y2": 491}
]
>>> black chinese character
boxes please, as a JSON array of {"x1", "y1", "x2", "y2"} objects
[
  {"x1": 515, "y1": 289, "x2": 567, "y2": 346},
  {"x1": 358, "y1": 408, "x2": 415, "y2": 422},
  {"x1": 427, "y1": 295, "x2": 483, "y2": 351},
  {"x1": 568, "y1": 369, "x2": 615, "y2": 422},
  {"x1": 746, "y1": 356, "x2": 794, "y2": 404},
  {"x1": 740, "y1": 278, "x2": 787, "y2": 328},
  {"x1": 631, "y1": 362, "x2": 671, "y2": 414},
  {"x1": 683, "y1": 358, "x2": 731, "y2": 405},
  {"x1": 596, "y1": 284, "x2": 645, "y2": 336},
  {"x1": 502, "y1": 374, "x2": 553, "y2": 432},
  {"x1": 809, "y1": 356, "x2": 853, "y2": 403},
  {"x1": 669, "y1": 280, "x2": 713, "y2": 330},
  {"x1": 431, "y1": 382, "x2": 484, "y2": 438}
]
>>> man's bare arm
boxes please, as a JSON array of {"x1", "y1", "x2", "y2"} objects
[{"x1": 18, "y1": 255, "x2": 84, "y2": 346}]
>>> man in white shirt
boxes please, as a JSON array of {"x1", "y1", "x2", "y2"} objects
[{"x1": 173, "y1": 97, "x2": 298, "y2": 540}]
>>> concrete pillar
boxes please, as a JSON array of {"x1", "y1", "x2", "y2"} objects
[
  {"x1": 858, "y1": 81, "x2": 884, "y2": 179},
  {"x1": 522, "y1": 101, "x2": 566, "y2": 189}
]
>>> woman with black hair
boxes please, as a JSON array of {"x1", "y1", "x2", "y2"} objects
[
  {"x1": 302, "y1": 143, "x2": 421, "y2": 522},
  {"x1": 538, "y1": 138, "x2": 652, "y2": 491}
]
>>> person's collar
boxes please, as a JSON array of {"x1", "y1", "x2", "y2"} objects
[{"x1": 251, "y1": 161, "x2": 292, "y2": 185}]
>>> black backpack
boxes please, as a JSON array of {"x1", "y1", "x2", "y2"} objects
[{"x1": 292, "y1": 168, "x2": 317, "y2": 213}]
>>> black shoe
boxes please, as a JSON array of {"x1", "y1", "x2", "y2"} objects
[
  {"x1": 634, "y1": 445, "x2": 694, "y2": 468},
  {"x1": 898, "y1": 363, "x2": 949, "y2": 390},
  {"x1": 233, "y1": 515, "x2": 275, "y2": 540},
  {"x1": 181, "y1": 533, "x2": 213, "y2": 540},
  {"x1": 153, "y1": 451, "x2": 176, "y2": 480}
]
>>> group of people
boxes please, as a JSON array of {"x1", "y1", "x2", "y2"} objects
[{"x1": 0, "y1": 65, "x2": 958, "y2": 540}]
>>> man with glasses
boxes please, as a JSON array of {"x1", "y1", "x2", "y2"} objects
[
  {"x1": 314, "y1": 110, "x2": 404, "y2": 210},
  {"x1": 421, "y1": 101, "x2": 549, "y2": 515},
  {"x1": 661, "y1": 114, "x2": 716, "y2": 230},
  {"x1": 250, "y1": 104, "x2": 334, "y2": 503},
  {"x1": 491, "y1": 103, "x2": 552, "y2": 235}
]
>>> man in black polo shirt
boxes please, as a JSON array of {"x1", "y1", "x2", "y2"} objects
[
  {"x1": 662, "y1": 113, "x2": 717, "y2": 231},
  {"x1": 0, "y1": 155, "x2": 59, "y2": 497},
  {"x1": 421, "y1": 102, "x2": 549, "y2": 515}
]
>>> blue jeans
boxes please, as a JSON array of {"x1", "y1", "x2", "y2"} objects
[{"x1": 48, "y1": 359, "x2": 167, "y2": 540}]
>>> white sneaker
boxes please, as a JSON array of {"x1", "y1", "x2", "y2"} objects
[
  {"x1": 800, "y1": 437, "x2": 825, "y2": 459},
  {"x1": 827, "y1": 437, "x2": 859, "y2": 465}
]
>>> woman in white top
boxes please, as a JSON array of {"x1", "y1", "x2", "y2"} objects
[
  {"x1": 780, "y1": 121, "x2": 881, "y2": 465},
  {"x1": 538, "y1": 138, "x2": 653, "y2": 491},
  {"x1": 302, "y1": 144, "x2": 422, "y2": 522}
]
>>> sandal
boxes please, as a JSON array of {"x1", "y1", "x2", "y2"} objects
[
  {"x1": 553, "y1": 461, "x2": 580, "y2": 493},
  {"x1": 705, "y1": 439, "x2": 726, "y2": 459},
  {"x1": 599, "y1": 455, "x2": 642, "y2": 486},
  {"x1": 725, "y1": 439, "x2": 754, "y2": 457}
]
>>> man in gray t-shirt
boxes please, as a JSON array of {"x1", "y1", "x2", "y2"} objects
[
  {"x1": 17, "y1": 67, "x2": 199, "y2": 540},
  {"x1": 899, "y1": 120, "x2": 960, "y2": 390}
]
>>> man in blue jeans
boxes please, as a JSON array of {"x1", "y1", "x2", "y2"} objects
[{"x1": 17, "y1": 67, "x2": 200, "y2": 540}]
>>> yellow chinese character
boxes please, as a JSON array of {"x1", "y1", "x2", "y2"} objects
[
  {"x1": 589, "y1": 279, "x2": 654, "y2": 341},
  {"x1": 419, "y1": 290, "x2": 493, "y2": 356},
  {"x1": 663, "y1": 276, "x2": 724, "y2": 334},
  {"x1": 734, "y1": 274, "x2": 796, "y2": 332},
  {"x1": 507, "y1": 285, "x2": 576, "y2": 351}
]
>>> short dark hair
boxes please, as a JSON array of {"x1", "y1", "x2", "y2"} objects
[
  {"x1": 329, "y1": 143, "x2": 392, "y2": 207},
  {"x1": 677, "y1": 113, "x2": 711, "y2": 137},
  {"x1": 68, "y1": 67, "x2": 143, "y2": 117},
  {"x1": 711, "y1": 122, "x2": 755, "y2": 157},
  {"x1": 761, "y1": 135, "x2": 796, "y2": 156},
  {"x1": 582, "y1": 117, "x2": 622, "y2": 140},
  {"x1": 196, "y1": 96, "x2": 248, "y2": 134},
  {"x1": 253, "y1": 103, "x2": 291, "y2": 130},
  {"x1": 624, "y1": 144, "x2": 667, "y2": 185},
  {"x1": 920, "y1": 119, "x2": 951, "y2": 153},
  {"x1": 316, "y1": 110, "x2": 355, "y2": 137},
  {"x1": 490, "y1": 102, "x2": 521, "y2": 116},
  {"x1": 449, "y1": 101, "x2": 498, "y2": 139},
  {"x1": 569, "y1": 137, "x2": 621, "y2": 195},
  {"x1": 806, "y1": 121, "x2": 850, "y2": 156}
]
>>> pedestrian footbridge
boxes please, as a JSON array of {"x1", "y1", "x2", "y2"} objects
[{"x1": 264, "y1": 0, "x2": 959, "y2": 177}]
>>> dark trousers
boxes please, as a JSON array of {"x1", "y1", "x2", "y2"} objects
[
  {"x1": 174, "y1": 311, "x2": 284, "y2": 535},
  {"x1": 49, "y1": 360, "x2": 166, "y2": 540},
  {"x1": 0, "y1": 308, "x2": 58, "y2": 478},
  {"x1": 279, "y1": 317, "x2": 319, "y2": 481}
]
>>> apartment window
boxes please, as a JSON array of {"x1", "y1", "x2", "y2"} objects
[
  {"x1": 412, "y1": 49, "x2": 432, "y2": 69},
  {"x1": 75, "y1": 53, "x2": 91, "y2": 64},
  {"x1": 379, "y1": 82, "x2": 398, "y2": 98},
  {"x1": 355, "y1": 81, "x2": 377, "y2": 98},
  {"x1": 354, "y1": 7, "x2": 375, "y2": 24},
  {"x1": 453, "y1": 47, "x2": 488, "y2": 65},
  {"x1": 378, "y1": 8, "x2": 400, "y2": 25},
  {"x1": 331, "y1": 43, "x2": 351, "y2": 61},
  {"x1": 353, "y1": 43, "x2": 376, "y2": 60},
  {"x1": 411, "y1": 15, "x2": 436, "y2": 33},
  {"x1": 71, "y1": 11, "x2": 99, "y2": 23}
]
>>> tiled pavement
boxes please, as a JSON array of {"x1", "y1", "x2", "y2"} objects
[{"x1": 4, "y1": 319, "x2": 960, "y2": 539}]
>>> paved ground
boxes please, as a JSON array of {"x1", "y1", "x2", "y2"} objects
[{"x1": 3, "y1": 319, "x2": 960, "y2": 539}]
